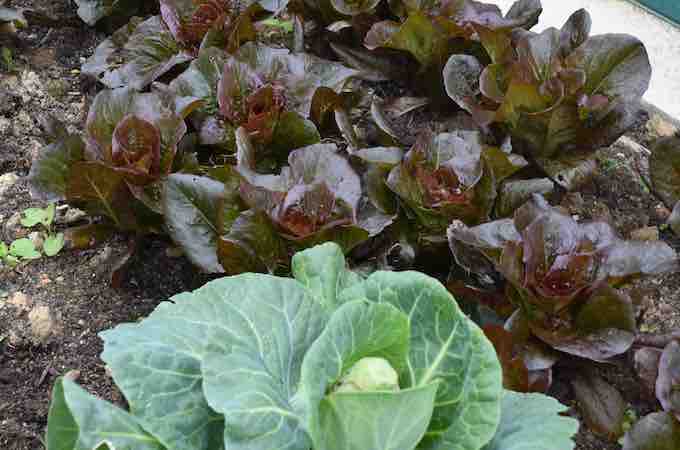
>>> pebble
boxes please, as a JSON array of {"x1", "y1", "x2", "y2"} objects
[
  {"x1": 29, "y1": 231, "x2": 44, "y2": 249},
  {"x1": 56, "y1": 205, "x2": 87, "y2": 225},
  {"x1": 4, "y1": 211, "x2": 25, "y2": 239},
  {"x1": 630, "y1": 226, "x2": 659, "y2": 242},
  {"x1": 28, "y1": 305, "x2": 57, "y2": 344},
  {"x1": 653, "y1": 203, "x2": 671, "y2": 222},
  {"x1": 647, "y1": 113, "x2": 678, "y2": 138},
  {"x1": 7, "y1": 292, "x2": 32, "y2": 311},
  {"x1": 0, "y1": 172, "x2": 20, "y2": 199},
  {"x1": 64, "y1": 370, "x2": 81, "y2": 381}
]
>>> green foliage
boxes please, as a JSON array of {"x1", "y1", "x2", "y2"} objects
[
  {"x1": 1, "y1": 46, "x2": 15, "y2": 72},
  {"x1": 1, "y1": 203, "x2": 65, "y2": 267},
  {"x1": 46, "y1": 243, "x2": 578, "y2": 450}
]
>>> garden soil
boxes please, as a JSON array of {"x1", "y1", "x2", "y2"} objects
[{"x1": 0, "y1": 1, "x2": 678, "y2": 449}]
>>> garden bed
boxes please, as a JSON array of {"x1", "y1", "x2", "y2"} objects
[{"x1": 1, "y1": 0, "x2": 679, "y2": 449}]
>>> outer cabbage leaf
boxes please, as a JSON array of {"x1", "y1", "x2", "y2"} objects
[
  {"x1": 316, "y1": 384, "x2": 440, "y2": 450},
  {"x1": 83, "y1": 16, "x2": 193, "y2": 91},
  {"x1": 481, "y1": 390, "x2": 578, "y2": 450},
  {"x1": 198, "y1": 277, "x2": 332, "y2": 450},
  {"x1": 99, "y1": 274, "x2": 323, "y2": 450},
  {"x1": 291, "y1": 241, "x2": 363, "y2": 309},
  {"x1": 47, "y1": 377, "x2": 164, "y2": 450},
  {"x1": 201, "y1": 299, "x2": 414, "y2": 449},
  {"x1": 339, "y1": 271, "x2": 503, "y2": 450}
]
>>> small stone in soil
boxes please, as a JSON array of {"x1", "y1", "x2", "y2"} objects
[
  {"x1": 630, "y1": 226, "x2": 659, "y2": 242},
  {"x1": 7, "y1": 292, "x2": 32, "y2": 311},
  {"x1": 28, "y1": 305, "x2": 58, "y2": 344}
]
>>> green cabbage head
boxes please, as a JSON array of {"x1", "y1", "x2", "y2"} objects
[{"x1": 45, "y1": 243, "x2": 578, "y2": 450}]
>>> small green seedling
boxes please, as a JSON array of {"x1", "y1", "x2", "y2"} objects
[
  {"x1": 260, "y1": 18, "x2": 294, "y2": 33},
  {"x1": 0, "y1": 46, "x2": 15, "y2": 72},
  {"x1": 0, "y1": 203, "x2": 65, "y2": 267}
]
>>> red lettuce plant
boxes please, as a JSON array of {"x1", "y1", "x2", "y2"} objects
[
  {"x1": 162, "y1": 127, "x2": 392, "y2": 274},
  {"x1": 169, "y1": 43, "x2": 357, "y2": 151},
  {"x1": 649, "y1": 136, "x2": 680, "y2": 235},
  {"x1": 83, "y1": 0, "x2": 260, "y2": 90},
  {"x1": 448, "y1": 195, "x2": 678, "y2": 363},
  {"x1": 443, "y1": 8, "x2": 651, "y2": 189},
  {"x1": 626, "y1": 341, "x2": 680, "y2": 449},
  {"x1": 383, "y1": 129, "x2": 528, "y2": 234},
  {"x1": 29, "y1": 86, "x2": 197, "y2": 232}
]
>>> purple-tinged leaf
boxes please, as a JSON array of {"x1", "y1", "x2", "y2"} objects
[
  {"x1": 236, "y1": 128, "x2": 368, "y2": 248},
  {"x1": 559, "y1": 9, "x2": 591, "y2": 57},
  {"x1": 83, "y1": 16, "x2": 193, "y2": 91},
  {"x1": 331, "y1": 0, "x2": 381, "y2": 16},
  {"x1": 163, "y1": 174, "x2": 229, "y2": 273},
  {"x1": 160, "y1": 0, "x2": 236, "y2": 47},
  {"x1": 649, "y1": 137, "x2": 680, "y2": 208},
  {"x1": 571, "y1": 372, "x2": 627, "y2": 440},
  {"x1": 387, "y1": 130, "x2": 496, "y2": 230},
  {"x1": 448, "y1": 218, "x2": 520, "y2": 279},
  {"x1": 622, "y1": 412, "x2": 680, "y2": 450},
  {"x1": 495, "y1": 179, "x2": 554, "y2": 218},
  {"x1": 29, "y1": 133, "x2": 85, "y2": 202},
  {"x1": 330, "y1": 43, "x2": 413, "y2": 82},
  {"x1": 65, "y1": 162, "x2": 139, "y2": 231},
  {"x1": 111, "y1": 115, "x2": 162, "y2": 185},
  {"x1": 233, "y1": 43, "x2": 359, "y2": 117},
  {"x1": 566, "y1": 34, "x2": 651, "y2": 108},
  {"x1": 481, "y1": 146, "x2": 529, "y2": 183},
  {"x1": 364, "y1": 13, "x2": 449, "y2": 68},
  {"x1": 634, "y1": 347, "x2": 662, "y2": 397},
  {"x1": 218, "y1": 210, "x2": 288, "y2": 274},
  {"x1": 530, "y1": 285, "x2": 636, "y2": 361},
  {"x1": 669, "y1": 201, "x2": 680, "y2": 236},
  {"x1": 657, "y1": 341, "x2": 680, "y2": 420},
  {"x1": 483, "y1": 325, "x2": 531, "y2": 392}
]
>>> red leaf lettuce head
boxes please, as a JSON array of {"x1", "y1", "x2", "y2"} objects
[
  {"x1": 234, "y1": 128, "x2": 370, "y2": 244},
  {"x1": 448, "y1": 195, "x2": 678, "y2": 361},
  {"x1": 160, "y1": 0, "x2": 233, "y2": 48},
  {"x1": 387, "y1": 129, "x2": 510, "y2": 231}
]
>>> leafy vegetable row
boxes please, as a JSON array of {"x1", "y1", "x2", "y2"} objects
[{"x1": 25, "y1": 0, "x2": 680, "y2": 448}]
